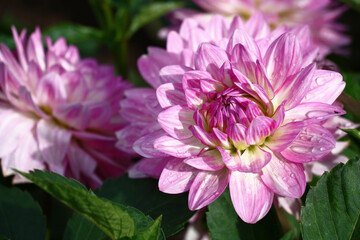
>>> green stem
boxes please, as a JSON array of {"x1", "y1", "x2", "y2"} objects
[{"x1": 114, "y1": 38, "x2": 129, "y2": 78}]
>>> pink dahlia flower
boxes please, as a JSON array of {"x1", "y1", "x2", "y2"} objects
[
  {"x1": 0, "y1": 27, "x2": 133, "y2": 187},
  {"x1": 121, "y1": 15, "x2": 346, "y2": 223},
  {"x1": 167, "y1": 0, "x2": 349, "y2": 56}
]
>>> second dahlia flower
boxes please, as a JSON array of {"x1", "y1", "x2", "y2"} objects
[
  {"x1": 125, "y1": 15, "x2": 346, "y2": 223},
  {"x1": 169, "y1": 0, "x2": 349, "y2": 56},
  {"x1": 0, "y1": 27, "x2": 133, "y2": 187}
]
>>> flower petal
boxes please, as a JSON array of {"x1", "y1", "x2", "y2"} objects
[
  {"x1": 156, "y1": 82, "x2": 186, "y2": 108},
  {"x1": 158, "y1": 105, "x2": 195, "y2": 139},
  {"x1": 188, "y1": 168, "x2": 229, "y2": 210},
  {"x1": 159, "y1": 65, "x2": 191, "y2": 84},
  {"x1": 184, "y1": 149, "x2": 224, "y2": 171},
  {"x1": 37, "y1": 119, "x2": 72, "y2": 172},
  {"x1": 154, "y1": 136, "x2": 203, "y2": 158},
  {"x1": 36, "y1": 72, "x2": 67, "y2": 107},
  {"x1": 246, "y1": 116, "x2": 276, "y2": 145},
  {"x1": 129, "y1": 157, "x2": 170, "y2": 179},
  {"x1": 133, "y1": 129, "x2": 169, "y2": 158},
  {"x1": 261, "y1": 153, "x2": 306, "y2": 198},
  {"x1": 159, "y1": 158, "x2": 198, "y2": 194},
  {"x1": 264, "y1": 33, "x2": 302, "y2": 91},
  {"x1": 53, "y1": 103, "x2": 90, "y2": 130},
  {"x1": 266, "y1": 122, "x2": 304, "y2": 152},
  {"x1": 229, "y1": 171, "x2": 274, "y2": 223},
  {"x1": 282, "y1": 124, "x2": 336, "y2": 163},
  {"x1": 194, "y1": 43, "x2": 229, "y2": 77}
]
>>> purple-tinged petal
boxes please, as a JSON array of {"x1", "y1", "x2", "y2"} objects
[
  {"x1": 159, "y1": 158, "x2": 198, "y2": 194},
  {"x1": 310, "y1": 154, "x2": 348, "y2": 176},
  {"x1": 226, "y1": 123, "x2": 248, "y2": 150},
  {"x1": 61, "y1": 71, "x2": 87, "y2": 102},
  {"x1": 184, "y1": 88, "x2": 207, "y2": 109},
  {"x1": 200, "y1": 78, "x2": 224, "y2": 93},
  {"x1": 275, "y1": 196, "x2": 302, "y2": 220},
  {"x1": 266, "y1": 122, "x2": 304, "y2": 152},
  {"x1": 273, "y1": 102, "x2": 285, "y2": 129},
  {"x1": 229, "y1": 171, "x2": 273, "y2": 224},
  {"x1": 212, "y1": 128, "x2": 231, "y2": 149},
  {"x1": 245, "y1": 12, "x2": 270, "y2": 40},
  {"x1": 184, "y1": 149, "x2": 224, "y2": 171},
  {"x1": 217, "y1": 61, "x2": 235, "y2": 87},
  {"x1": 188, "y1": 168, "x2": 229, "y2": 210},
  {"x1": 261, "y1": 153, "x2": 306, "y2": 198},
  {"x1": 37, "y1": 119, "x2": 72, "y2": 171},
  {"x1": 207, "y1": 15, "x2": 228, "y2": 42},
  {"x1": 0, "y1": 110, "x2": 35, "y2": 158},
  {"x1": 0, "y1": 43, "x2": 27, "y2": 81},
  {"x1": 154, "y1": 136, "x2": 204, "y2": 158},
  {"x1": 36, "y1": 72, "x2": 67, "y2": 107},
  {"x1": 282, "y1": 124, "x2": 336, "y2": 163},
  {"x1": 86, "y1": 102, "x2": 113, "y2": 129},
  {"x1": 189, "y1": 125, "x2": 216, "y2": 147},
  {"x1": 53, "y1": 103, "x2": 90, "y2": 130},
  {"x1": 129, "y1": 157, "x2": 170, "y2": 179},
  {"x1": 273, "y1": 63, "x2": 316, "y2": 110},
  {"x1": 67, "y1": 143, "x2": 97, "y2": 180},
  {"x1": 239, "y1": 146, "x2": 271, "y2": 173},
  {"x1": 182, "y1": 70, "x2": 213, "y2": 89},
  {"x1": 11, "y1": 26, "x2": 28, "y2": 72},
  {"x1": 17, "y1": 86, "x2": 50, "y2": 119},
  {"x1": 194, "y1": 43, "x2": 229, "y2": 77},
  {"x1": 303, "y1": 70, "x2": 345, "y2": 104},
  {"x1": 158, "y1": 105, "x2": 195, "y2": 139},
  {"x1": 284, "y1": 102, "x2": 345, "y2": 125},
  {"x1": 246, "y1": 116, "x2": 276, "y2": 145},
  {"x1": 159, "y1": 65, "x2": 191, "y2": 84},
  {"x1": 231, "y1": 44, "x2": 258, "y2": 78},
  {"x1": 264, "y1": 33, "x2": 302, "y2": 91},
  {"x1": 27, "y1": 61, "x2": 43, "y2": 92},
  {"x1": 217, "y1": 147, "x2": 242, "y2": 171},
  {"x1": 166, "y1": 31, "x2": 184, "y2": 54},
  {"x1": 227, "y1": 29, "x2": 261, "y2": 60},
  {"x1": 228, "y1": 16, "x2": 244, "y2": 34},
  {"x1": 133, "y1": 129, "x2": 169, "y2": 158},
  {"x1": 157, "y1": 82, "x2": 186, "y2": 108},
  {"x1": 26, "y1": 27, "x2": 46, "y2": 71}
]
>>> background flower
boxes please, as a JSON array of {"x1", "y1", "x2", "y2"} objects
[{"x1": 0, "y1": 27, "x2": 133, "y2": 187}]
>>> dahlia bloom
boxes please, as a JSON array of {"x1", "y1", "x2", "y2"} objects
[
  {"x1": 0, "y1": 27, "x2": 133, "y2": 187},
  {"x1": 168, "y1": 0, "x2": 349, "y2": 56},
  {"x1": 121, "y1": 15, "x2": 346, "y2": 223}
]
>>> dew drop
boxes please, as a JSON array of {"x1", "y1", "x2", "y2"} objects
[{"x1": 290, "y1": 173, "x2": 295, "y2": 178}]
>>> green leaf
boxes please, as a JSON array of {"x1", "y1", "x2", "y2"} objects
[
  {"x1": 64, "y1": 213, "x2": 107, "y2": 240},
  {"x1": 207, "y1": 188, "x2": 283, "y2": 240},
  {"x1": 343, "y1": 73, "x2": 360, "y2": 102},
  {"x1": 0, "y1": 185, "x2": 46, "y2": 240},
  {"x1": 127, "y1": 1, "x2": 183, "y2": 37},
  {"x1": 17, "y1": 170, "x2": 136, "y2": 240},
  {"x1": 301, "y1": 157, "x2": 360, "y2": 240},
  {"x1": 65, "y1": 204, "x2": 165, "y2": 240},
  {"x1": 0, "y1": 34, "x2": 14, "y2": 49},
  {"x1": 131, "y1": 216, "x2": 162, "y2": 240},
  {"x1": 44, "y1": 23, "x2": 102, "y2": 57},
  {"x1": 97, "y1": 175, "x2": 194, "y2": 237},
  {"x1": 342, "y1": 128, "x2": 360, "y2": 140},
  {"x1": 340, "y1": 0, "x2": 360, "y2": 11}
]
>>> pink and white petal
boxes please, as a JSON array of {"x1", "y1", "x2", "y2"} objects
[
  {"x1": 182, "y1": 70, "x2": 213, "y2": 89},
  {"x1": 310, "y1": 154, "x2": 348, "y2": 176},
  {"x1": 0, "y1": 110, "x2": 35, "y2": 157},
  {"x1": 207, "y1": 15, "x2": 228, "y2": 43},
  {"x1": 212, "y1": 128, "x2": 231, "y2": 149},
  {"x1": 27, "y1": 27, "x2": 46, "y2": 71},
  {"x1": 189, "y1": 125, "x2": 216, "y2": 147},
  {"x1": 159, "y1": 158, "x2": 198, "y2": 194},
  {"x1": 237, "y1": 146, "x2": 272, "y2": 173},
  {"x1": 36, "y1": 72, "x2": 67, "y2": 107},
  {"x1": 227, "y1": 29, "x2": 261, "y2": 60},
  {"x1": 129, "y1": 157, "x2": 170, "y2": 179},
  {"x1": 217, "y1": 147, "x2": 243, "y2": 171},
  {"x1": 231, "y1": 44, "x2": 258, "y2": 80},
  {"x1": 263, "y1": 33, "x2": 302, "y2": 91},
  {"x1": 261, "y1": 153, "x2": 306, "y2": 198},
  {"x1": 273, "y1": 63, "x2": 315, "y2": 110},
  {"x1": 1, "y1": 130, "x2": 44, "y2": 177},
  {"x1": 245, "y1": 12, "x2": 271, "y2": 40},
  {"x1": 184, "y1": 88, "x2": 207, "y2": 109},
  {"x1": 18, "y1": 86, "x2": 50, "y2": 119},
  {"x1": 158, "y1": 105, "x2": 195, "y2": 139},
  {"x1": 154, "y1": 136, "x2": 204, "y2": 158},
  {"x1": 37, "y1": 119, "x2": 72, "y2": 169},
  {"x1": 137, "y1": 55, "x2": 162, "y2": 88},
  {"x1": 188, "y1": 168, "x2": 229, "y2": 210},
  {"x1": 194, "y1": 43, "x2": 229, "y2": 77},
  {"x1": 246, "y1": 116, "x2": 276, "y2": 145},
  {"x1": 184, "y1": 149, "x2": 224, "y2": 171},
  {"x1": 86, "y1": 102, "x2": 113, "y2": 129},
  {"x1": 281, "y1": 124, "x2": 336, "y2": 163},
  {"x1": 166, "y1": 31, "x2": 184, "y2": 54},
  {"x1": 159, "y1": 65, "x2": 192, "y2": 84},
  {"x1": 157, "y1": 82, "x2": 186, "y2": 108},
  {"x1": 303, "y1": 70, "x2": 345, "y2": 104},
  {"x1": 53, "y1": 103, "x2": 90, "y2": 130},
  {"x1": 275, "y1": 196, "x2": 302, "y2": 220},
  {"x1": 266, "y1": 122, "x2": 304, "y2": 152},
  {"x1": 284, "y1": 102, "x2": 345, "y2": 125},
  {"x1": 133, "y1": 129, "x2": 169, "y2": 158},
  {"x1": 67, "y1": 143, "x2": 97, "y2": 180},
  {"x1": 229, "y1": 171, "x2": 274, "y2": 224},
  {"x1": 11, "y1": 26, "x2": 28, "y2": 71}
]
